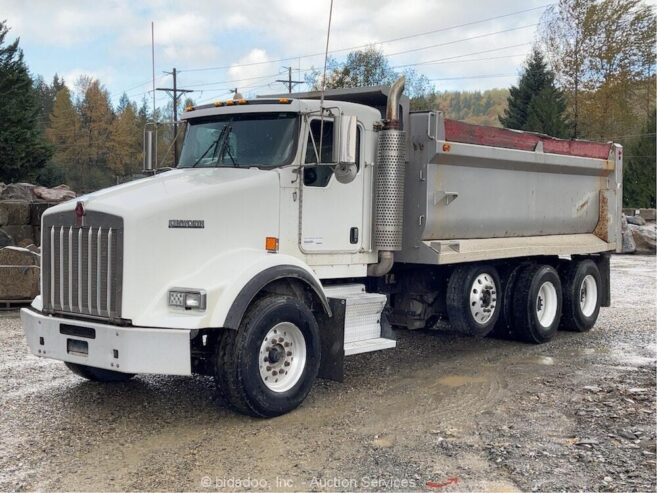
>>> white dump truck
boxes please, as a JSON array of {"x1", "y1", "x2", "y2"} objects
[{"x1": 21, "y1": 77, "x2": 622, "y2": 417}]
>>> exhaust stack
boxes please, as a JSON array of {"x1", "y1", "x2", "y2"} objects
[{"x1": 368, "y1": 76, "x2": 406, "y2": 277}]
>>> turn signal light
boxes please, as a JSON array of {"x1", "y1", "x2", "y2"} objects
[{"x1": 265, "y1": 237, "x2": 279, "y2": 253}]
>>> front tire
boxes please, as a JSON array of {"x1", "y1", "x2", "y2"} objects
[
  {"x1": 214, "y1": 295, "x2": 320, "y2": 417},
  {"x1": 560, "y1": 259, "x2": 602, "y2": 332},
  {"x1": 512, "y1": 264, "x2": 562, "y2": 344},
  {"x1": 65, "y1": 362, "x2": 134, "y2": 382}
]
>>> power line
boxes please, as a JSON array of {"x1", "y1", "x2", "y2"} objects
[
  {"x1": 177, "y1": 4, "x2": 550, "y2": 73},
  {"x1": 276, "y1": 66, "x2": 305, "y2": 94},
  {"x1": 155, "y1": 68, "x2": 194, "y2": 166}
]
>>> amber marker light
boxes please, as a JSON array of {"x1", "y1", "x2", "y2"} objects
[{"x1": 265, "y1": 237, "x2": 279, "y2": 253}]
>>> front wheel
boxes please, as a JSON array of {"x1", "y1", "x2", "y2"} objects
[{"x1": 214, "y1": 295, "x2": 321, "y2": 417}]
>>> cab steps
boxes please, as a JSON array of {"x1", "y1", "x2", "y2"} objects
[{"x1": 323, "y1": 284, "x2": 396, "y2": 356}]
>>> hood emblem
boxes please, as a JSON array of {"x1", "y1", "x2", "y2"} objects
[{"x1": 75, "y1": 201, "x2": 86, "y2": 227}]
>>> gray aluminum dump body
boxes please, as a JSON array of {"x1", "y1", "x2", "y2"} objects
[{"x1": 397, "y1": 112, "x2": 622, "y2": 265}]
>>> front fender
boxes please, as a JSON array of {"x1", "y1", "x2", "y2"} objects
[{"x1": 131, "y1": 248, "x2": 328, "y2": 330}]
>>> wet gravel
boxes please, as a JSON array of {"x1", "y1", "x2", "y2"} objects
[{"x1": 0, "y1": 255, "x2": 655, "y2": 492}]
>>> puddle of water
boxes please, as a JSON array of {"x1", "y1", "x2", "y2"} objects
[
  {"x1": 522, "y1": 356, "x2": 555, "y2": 366},
  {"x1": 437, "y1": 375, "x2": 488, "y2": 387}
]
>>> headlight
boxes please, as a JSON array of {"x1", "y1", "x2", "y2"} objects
[{"x1": 168, "y1": 289, "x2": 207, "y2": 311}]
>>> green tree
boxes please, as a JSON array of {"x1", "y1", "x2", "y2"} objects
[
  {"x1": 623, "y1": 110, "x2": 656, "y2": 208},
  {"x1": 306, "y1": 47, "x2": 431, "y2": 98},
  {"x1": 499, "y1": 48, "x2": 569, "y2": 137},
  {"x1": 0, "y1": 21, "x2": 52, "y2": 183},
  {"x1": 34, "y1": 74, "x2": 65, "y2": 133},
  {"x1": 540, "y1": 0, "x2": 656, "y2": 139}
]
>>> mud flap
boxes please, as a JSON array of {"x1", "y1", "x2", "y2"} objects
[{"x1": 317, "y1": 298, "x2": 345, "y2": 382}]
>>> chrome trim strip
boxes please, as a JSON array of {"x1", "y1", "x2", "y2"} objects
[
  {"x1": 97, "y1": 227, "x2": 102, "y2": 315},
  {"x1": 77, "y1": 228, "x2": 82, "y2": 312},
  {"x1": 59, "y1": 227, "x2": 64, "y2": 309},
  {"x1": 50, "y1": 226, "x2": 54, "y2": 308},
  {"x1": 107, "y1": 228, "x2": 112, "y2": 314},
  {"x1": 68, "y1": 227, "x2": 73, "y2": 311},
  {"x1": 87, "y1": 228, "x2": 92, "y2": 314}
]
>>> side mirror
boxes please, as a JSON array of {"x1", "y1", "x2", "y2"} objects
[{"x1": 337, "y1": 115, "x2": 357, "y2": 164}]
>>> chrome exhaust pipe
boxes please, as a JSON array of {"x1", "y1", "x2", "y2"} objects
[{"x1": 368, "y1": 76, "x2": 406, "y2": 277}]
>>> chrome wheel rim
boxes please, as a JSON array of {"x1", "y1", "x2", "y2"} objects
[
  {"x1": 536, "y1": 281, "x2": 558, "y2": 328},
  {"x1": 469, "y1": 273, "x2": 498, "y2": 325},
  {"x1": 259, "y1": 322, "x2": 306, "y2": 393},
  {"x1": 579, "y1": 275, "x2": 598, "y2": 317}
]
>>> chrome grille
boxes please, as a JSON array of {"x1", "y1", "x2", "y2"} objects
[{"x1": 42, "y1": 212, "x2": 123, "y2": 320}]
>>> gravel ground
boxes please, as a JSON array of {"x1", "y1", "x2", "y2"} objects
[{"x1": 0, "y1": 255, "x2": 655, "y2": 492}]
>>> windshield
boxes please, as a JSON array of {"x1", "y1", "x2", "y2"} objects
[{"x1": 178, "y1": 112, "x2": 299, "y2": 168}]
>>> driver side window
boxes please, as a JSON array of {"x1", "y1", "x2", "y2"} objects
[{"x1": 304, "y1": 119, "x2": 334, "y2": 187}]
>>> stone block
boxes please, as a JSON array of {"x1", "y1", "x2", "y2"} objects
[
  {"x1": 0, "y1": 246, "x2": 39, "y2": 266},
  {"x1": 0, "y1": 265, "x2": 39, "y2": 300},
  {"x1": 1, "y1": 225, "x2": 35, "y2": 245},
  {"x1": 0, "y1": 200, "x2": 30, "y2": 225}
]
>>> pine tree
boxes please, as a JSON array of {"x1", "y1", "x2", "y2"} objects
[
  {"x1": 77, "y1": 78, "x2": 114, "y2": 190},
  {"x1": 46, "y1": 86, "x2": 81, "y2": 185},
  {"x1": 499, "y1": 48, "x2": 569, "y2": 137},
  {"x1": 0, "y1": 21, "x2": 52, "y2": 182},
  {"x1": 623, "y1": 110, "x2": 656, "y2": 208},
  {"x1": 109, "y1": 100, "x2": 142, "y2": 178}
]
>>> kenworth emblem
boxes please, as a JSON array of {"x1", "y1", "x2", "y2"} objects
[
  {"x1": 168, "y1": 219, "x2": 205, "y2": 229},
  {"x1": 74, "y1": 201, "x2": 85, "y2": 227}
]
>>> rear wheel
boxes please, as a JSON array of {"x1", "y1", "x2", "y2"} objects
[
  {"x1": 447, "y1": 264, "x2": 501, "y2": 337},
  {"x1": 511, "y1": 264, "x2": 562, "y2": 344},
  {"x1": 214, "y1": 295, "x2": 320, "y2": 417},
  {"x1": 560, "y1": 259, "x2": 601, "y2": 332},
  {"x1": 489, "y1": 262, "x2": 531, "y2": 339},
  {"x1": 65, "y1": 362, "x2": 134, "y2": 382}
]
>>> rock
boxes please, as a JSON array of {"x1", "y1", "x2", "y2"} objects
[
  {"x1": 0, "y1": 265, "x2": 39, "y2": 299},
  {"x1": 0, "y1": 207, "x2": 7, "y2": 227},
  {"x1": 0, "y1": 246, "x2": 40, "y2": 266},
  {"x1": 620, "y1": 215, "x2": 636, "y2": 253},
  {"x1": 0, "y1": 183, "x2": 34, "y2": 201},
  {"x1": 30, "y1": 202, "x2": 53, "y2": 226},
  {"x1": 32, "y1": 185, "x2": 75, "y2": 202},
  {"x1": 626, "y1": 215, "x2": 646, "y2": 226},
  {"x1": 629, "y1": 223, "x2": 656, "y2": 254},
  {"x1": 0, "y1": 200, "x2": 30, "y2": 225},
  {"x1": 0, "y1": 229, "x2": 14, "y2": 247},
  {"x1": 25, "y1": 244, "x2": 40, "y2": 254},
  {"x1": 0, "y1": 225, "x2": 34, "y2": 245}
]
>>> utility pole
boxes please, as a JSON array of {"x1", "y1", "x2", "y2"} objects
[
  {"x1": 276, "y1": 66, "x2": 304, "y2": 94},
  {"x1": 156, "y1": 68, "x2": 194, "y2": 166}
]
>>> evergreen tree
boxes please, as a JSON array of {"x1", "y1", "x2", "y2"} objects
[
  {"x1": 623, "y1": 110, "x2": 656, "y2": 208},
  {"x1": 0, "y1": 21, "x2": 52, "y2": 182},
  {"x1": 34, "y1": 74, "x2": 65, "y2": 132},
  {"x1": 499, "y1": 48, "x2": 570, "y2": 137},
  {"x1": 109, "y1": 100, "x2": 142, "y2": 178},
  {"x1": 46, "y1": 86, "x2": 81, "y2": 185}
]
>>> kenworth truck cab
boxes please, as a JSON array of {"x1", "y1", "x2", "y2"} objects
[{"x1": 21, "y1": 78, "x2": 622, "y2": 417}]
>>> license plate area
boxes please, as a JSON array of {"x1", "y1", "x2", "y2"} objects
[{"x1": 67, "y1": 338, "x2": 89, "y2": 357}]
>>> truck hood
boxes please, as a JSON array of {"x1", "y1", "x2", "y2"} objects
[
  {"x1": 43, "y1": 167, "x2": 282, "y2": 325},
  {"x1": 48, "y1": 167, "x2": 274, "y2": 216}
]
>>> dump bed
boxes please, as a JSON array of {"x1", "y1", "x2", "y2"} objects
[{"x1": 398, "y1": 112, "x2": 622, "y2": 265}]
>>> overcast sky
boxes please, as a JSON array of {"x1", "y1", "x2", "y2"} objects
[{"x1": 1, "y1": 0, "x2": 655, "y2": 109}]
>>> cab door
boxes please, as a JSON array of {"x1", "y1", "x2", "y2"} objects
[{"x1": 300, "y1": 117, "x2": 363, "y2": 253}]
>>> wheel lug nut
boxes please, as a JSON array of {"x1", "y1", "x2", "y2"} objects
[
  {"x1": 286, "y1": 351, "x2": 292, "y2": 356},
  {"x1": 284, "y1": 361, "x2": 290, "y2": 367}
]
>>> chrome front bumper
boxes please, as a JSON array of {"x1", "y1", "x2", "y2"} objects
[{"x1": 20, "y1": 308, "x2": 192, "y2": 375}]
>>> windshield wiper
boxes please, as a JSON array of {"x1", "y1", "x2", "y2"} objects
[
  {"x1": 191, "y1": 124, "x2": 230, "y2": 167},
  {"x1": 218, "y1": 125, "x2": 237, "y2": 166}
]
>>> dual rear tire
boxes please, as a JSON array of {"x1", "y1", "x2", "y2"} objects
[{"x1": 448, "y1": 259, "x2": 602, "y2": 344}]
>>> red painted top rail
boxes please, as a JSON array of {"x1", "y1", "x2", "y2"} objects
[{"x1": 444, "y1": 119, "x2": 613, "y2": 160}]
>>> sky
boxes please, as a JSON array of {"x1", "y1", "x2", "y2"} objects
[{"x1": 1, "y1": 0, "x2": 653, "y2": 110}]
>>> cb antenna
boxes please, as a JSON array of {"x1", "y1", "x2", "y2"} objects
[{"x1": 318, "y1": 0, "x2": 334, "y2": 163}]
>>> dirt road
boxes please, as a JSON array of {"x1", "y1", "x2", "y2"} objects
[{"x1": 1, "y1": 255, "x2": 655, "y2": 492}]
